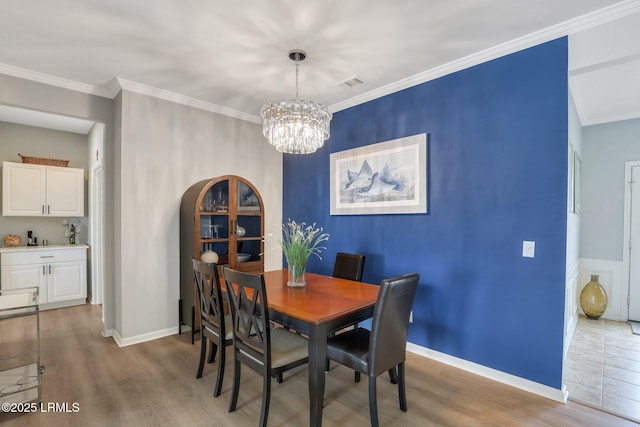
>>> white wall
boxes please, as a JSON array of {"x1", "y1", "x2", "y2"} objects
[
  {"x1": 581, "y1": 118, "x2": 640, "y2": 260},
  {"x1": 564, "y1": 92, "x2": 581, "y2": 358},
  {"x1": 115, "y1": 90, "x2": 282, "y2": 343},
  {"x1": 567, "y1": 93, "x2": 582, "y2": 270}
]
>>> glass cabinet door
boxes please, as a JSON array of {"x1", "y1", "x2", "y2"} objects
[
  {"x1": 198, "y1": 180, "x2": 229, "y2": 264},
  {"x1": 234, "y1": 179, "x2": 263, "y2": 267}
]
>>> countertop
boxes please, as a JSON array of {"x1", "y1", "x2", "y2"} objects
[{"x1": 0, "y1": 244, "x2": 89, "y2": 253}]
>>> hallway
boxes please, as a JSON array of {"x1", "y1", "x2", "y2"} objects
[{"x1": 564, "y1": 315, "x2": 640, "y2": 422}]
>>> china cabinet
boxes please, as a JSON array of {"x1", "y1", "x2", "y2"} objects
[
  {"x1": 2, "y1": 161, "x2": 84, "y2": 217},
  {"x1": 0, "y1": 287, "x2": 41, "y2": 406},
  {"x1": 179, "y1": 175, "x2": 264, "y2": 339}
]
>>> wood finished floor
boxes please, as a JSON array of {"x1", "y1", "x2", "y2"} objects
[
  {"x1": 2, "y1": 304, "x2": 638, "y2": 427},
  {"x1": 564, "y1": 315, "x2": 640, "y2": 423}
]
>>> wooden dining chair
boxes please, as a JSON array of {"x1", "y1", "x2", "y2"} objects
[
  {"x1": 192, "y1": 259, "x2": 233, "y2": 398},
  {"x1": 326, "y1": 272, "x2": 419, "y2": 427},
  {"x1": 222, "y1": 266, "x2": 309, "y2": 427}
]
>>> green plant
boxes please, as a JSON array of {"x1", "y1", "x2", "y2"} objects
[{"x1": 279, "y1": 219, "x2": 330, "y2": 268}]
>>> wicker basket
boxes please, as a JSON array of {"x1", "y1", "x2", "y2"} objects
[{"x1": 18, "y1": 154, "x2": 69, "y2": 167}]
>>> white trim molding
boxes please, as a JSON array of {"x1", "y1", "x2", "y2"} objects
[
  {"x1": 407, "y1": 343, "x2": 568, "y2": 403},
  {"x1": 0, "y1": 62, "x2": 113, "y2": 98},
  {"x1": 115, "y1": 78, "x2": 261, "y2": 124},
  {"x1": 564, "y1": 261, "x2": 580, "y2": 359},
  {"x1": 110, "y1": 326, "x2": 180, "y2": 348},
  {"x1": 623, "y1": 160, "x2": 640, "y2": 322}
]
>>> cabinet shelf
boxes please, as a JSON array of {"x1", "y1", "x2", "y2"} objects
[
  {"x1": 198, "y1": 211, "x2": 229, "y2": 216},
  {"x1": 199, "y1": 238, "x2": 228, "y2": 243}
]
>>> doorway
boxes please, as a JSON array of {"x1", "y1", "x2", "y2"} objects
[
  {"x1": 624, "y1": 161, "x2": 640, "y2": 321},
  {"x1": 0, "y1": 105, "x2": 108, "y2": 332}
]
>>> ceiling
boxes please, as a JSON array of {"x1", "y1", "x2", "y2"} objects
[{"x1": 1, "y1": 0, "x2": 639, "y2": 129}]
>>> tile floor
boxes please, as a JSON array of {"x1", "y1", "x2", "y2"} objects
[{"x1": 564, "y1": 315, "x2": 640, "y2": 422}]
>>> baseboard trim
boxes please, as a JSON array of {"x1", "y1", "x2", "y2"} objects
[
  {"x1": 407, "y1": 343, "x2": 568, "y2": 403},
  {"x1": 39, "y1": 298, "x2": 86, "y2": 311},
  {"x1": 110, "y1": 326, "x2": 180, "y2": 348}
]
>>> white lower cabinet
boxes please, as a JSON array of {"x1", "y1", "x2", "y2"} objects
[
  {"x1": 0, "y1": 247, "x2": 87, "y2": 309},
  {"x1": 1, "y1": 262, "x2": 46, "y2": 304}
]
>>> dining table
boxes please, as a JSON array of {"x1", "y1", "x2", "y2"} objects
[{"x1": 262, "y1": 269, "x2": 380, "y2": 427}]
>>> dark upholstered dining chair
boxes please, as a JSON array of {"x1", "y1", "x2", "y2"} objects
[
  {"x1": 326, "y1": 252, "x2": 366, "y2": 372},
  {"x1": 222, "y1": 267, "x2": 309, "y2": 427},
  {"x1": 332, "y1": 252, "x2": 366, "y2": 282},
  {"x1": 326, "y1": 272, "x2": 419, "y2": 427},
  {"x1": 192, "y1": 259, "x2": 233, "y2": 398}
]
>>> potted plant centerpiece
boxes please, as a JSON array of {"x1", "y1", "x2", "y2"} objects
[{"x1": 278, "y1": 219, "x2": 329, "y2": 287}]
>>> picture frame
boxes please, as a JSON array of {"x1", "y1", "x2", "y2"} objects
[{"x1": 330, "y1": 133, "x2": 427, "y2": 215}]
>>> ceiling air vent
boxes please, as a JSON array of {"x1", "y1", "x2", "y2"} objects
[{"x1": 336, "y1": 76, "x2": 366, "y2": 90}]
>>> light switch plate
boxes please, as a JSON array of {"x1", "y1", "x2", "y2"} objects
[{"x1": 523, "y1": 241, "x2": 535, "y2": 258}]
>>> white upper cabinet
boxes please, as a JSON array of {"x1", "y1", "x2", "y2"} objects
[{"x1": 2, "y1": 161, "x2": 84, "y2": 217}]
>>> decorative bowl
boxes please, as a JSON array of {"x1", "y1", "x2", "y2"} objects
[
  {"x1": 237, "y1": 253, "x2": 251, "y2": 263},
  {"x1": 4, "y1": 234, "x2": 22, "y2": 246}
]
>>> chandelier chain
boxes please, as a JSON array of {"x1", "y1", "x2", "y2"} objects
[{"x1": 295, "y1": 61, "x2": 300, "y2": 100}]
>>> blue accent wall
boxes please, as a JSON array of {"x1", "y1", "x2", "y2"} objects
[{"x1": 283, "y1": 38, "x2": 568, "y2": 389}]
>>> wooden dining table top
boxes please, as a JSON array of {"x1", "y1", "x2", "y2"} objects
[{"x1": 261, "y1": 269, "x2": 380, "y2": 325}]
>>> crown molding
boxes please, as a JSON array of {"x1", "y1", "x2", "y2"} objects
[
  {"x1": 115, "y1": 78, "x2": 261, "y2": 124},
  {"x1": 0, "y1": 62, "x2": 112, "y2": 98},
  {"x1": 330, "y1": 0, "x2": 640, "y2": 113}
]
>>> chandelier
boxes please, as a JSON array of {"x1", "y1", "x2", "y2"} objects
[{"x1": 261, "y1": 50, "x2": 332, "y2": 154}]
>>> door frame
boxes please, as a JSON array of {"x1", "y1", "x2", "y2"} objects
[
  {"x1": 88, "y1": 123, "x2": 105, "y2": 310},
  {"x1": 622, "y1": 160, "x2": 640, "y2": 321}
]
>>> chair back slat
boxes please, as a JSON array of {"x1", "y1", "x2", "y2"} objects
[
  {"x1": 192, "y1": 259, "x2": 225, "y2": 338},
  {"x1": 369, "y1": 272, "x2": 419, "y2": 376},
  {"x1": 222, "y1": 267, "x2": 271, "y2": 371}
]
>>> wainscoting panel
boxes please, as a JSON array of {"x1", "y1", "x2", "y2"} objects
[{"x1": 579, "y1": 258, "x2": 624, "y2": 321}]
